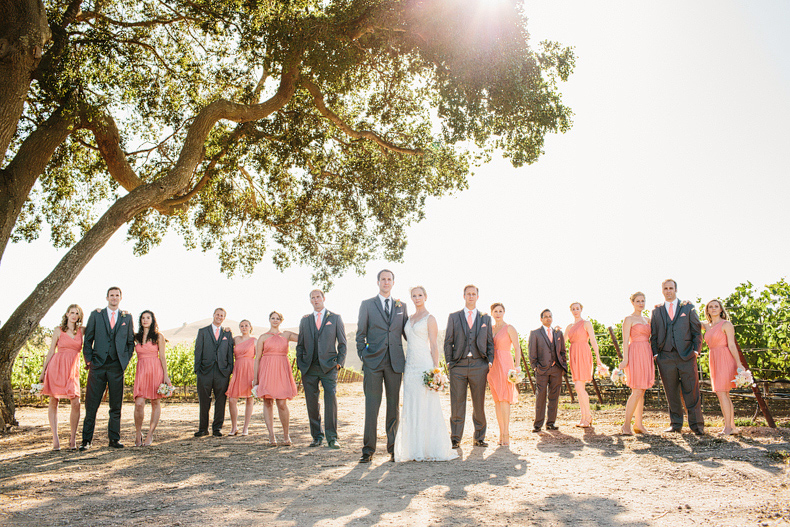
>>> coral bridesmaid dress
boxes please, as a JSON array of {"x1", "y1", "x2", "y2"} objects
[
  {"x1": 487, "y1": 326, "x2": 518, "y2": 404},
  {"x1": 705, "y1": 321, "x2": 737, "y2": 392},
  {"x1": 625, "y1": 323, "x2": 654, "y2": 389},
  {"x1": 256, "y1": 333, "x2": 297, "y2": 400},
  {"x1": 41, "y1": 329, "x2": 82, "y2": 399},
  {"x1": 567, "y1": 320, "x2": 593, "y2": 382},
  {"x1": 133, "y1": 341, "x2": 165, "y2": 400},
  {"x1": 226, "y1": 337, "x2": 255, "y2": 398}
]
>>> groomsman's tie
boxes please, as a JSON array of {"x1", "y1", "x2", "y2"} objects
[
  {"x1": 467, "y1": 311, "x2": 473, "y2": 329},
  {"x1": 546, "y1": 327, "x2": 551, "y2": 341},
  {"x1": 214, "y1": 326, "x2": 220, "y2": 340},
  {"x1": 316, "y1": 311, "x2": 322, "y2": 330},
  {"x1": 110, "y1": 311, "x2": 116, "y2": 330},
  {"x1": 668, "y1": 303, "x2": 675, "y2": 320},
  {"x1": 385, "y1": 298, "x2": 391, "y2": 320}
]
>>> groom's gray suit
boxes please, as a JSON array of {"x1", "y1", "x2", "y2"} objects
[{"x1": 356, "y1": 296, "x2": 408, "y2": 456}]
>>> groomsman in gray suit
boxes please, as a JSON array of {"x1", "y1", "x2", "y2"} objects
[
  {"x1": 356, "y1": 269, "x2": 408, "y2": 463},
  {"x1": 650, "y1": 279, "x2": 704, "y2": 435},
  {"x1": 194, "y1": 308, "x2": 235, "y2": 437},
  {"x1": 80, "y1": 286, "x2": 135, "y2": 450},
  {"x1": 444, "y1": 285, "x2": 495, "y2": 448},
  {"x1": 528, "y1": 309, "x2": 568, "y2": 432},
  {"x1": 296, "y1": 289, "x2": 347, "y2": 449}
]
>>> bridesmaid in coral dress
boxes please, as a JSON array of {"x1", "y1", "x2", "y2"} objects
[
  {"x1": 40, "y1": 304, "x2": 84, "y2": 451},
  {"x1": 226, "y1": 320, "x2": 256, "y2": 436},
  {"x1": 619, "y1": 292, "x2": 654, "y2": 435},
  {"x1": 703, "y1": 299, "x2": 745, "y2": 436},
  {"x1": 487, "y1": 303, "x2": 523, "y2": 446},
  {"x1": 253, "y1": 311, "x2": 298, "y2": 446},
  {"x1": 564, "y1": 302, "x2": 605, "y2": 427},
  {"x1": 132, "y1": 310, "x2": 170, "y2": 446}
]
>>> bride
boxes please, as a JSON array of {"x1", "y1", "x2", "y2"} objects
[{"x1": 394, "y1": 286, "x2": 458, "y2": 462}]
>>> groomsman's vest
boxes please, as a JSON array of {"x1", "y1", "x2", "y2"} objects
[
  {"x1": 548, "y1": 331, "x2": 560, "y2": 365},
  {"x1": 465, "y1": 326, "x2": 483, "y2": 360},
  {"x1": 662, "y1": 315, "x2": 676, "y2": 352}
]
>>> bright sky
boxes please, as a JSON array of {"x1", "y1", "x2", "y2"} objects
[{"x1": 2, "y1": 0, "x2": 789, "y2": 337}]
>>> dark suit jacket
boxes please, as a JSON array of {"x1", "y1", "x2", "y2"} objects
[
  {"x1": 356, "y1": 296, "x2": 408, "y2": 373},
  {"x1": 194, "y1": 325, "x2": 235, "y2": 377},
  {"x1": 296, "y1": 310, "x2": 347, "y2": 374},
  {"x1": 443, "y1": 310, "x2": 495, "y2": 366},
  {"x1": 650, "y1": 300, "x2": 702, "y2": 361},
  {"x1": 83, "y1": 308, "x2": 135, "y2": 369},
  {"x1": 528, "y1": 326, "x2": 568, "y2": 374}
]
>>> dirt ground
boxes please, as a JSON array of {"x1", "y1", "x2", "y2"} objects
[{"x1": 1, "y1": 384, "x2": 788, "y2": 527}]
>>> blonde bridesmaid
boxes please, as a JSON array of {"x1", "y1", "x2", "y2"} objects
[
  {"x1": 226, "y1": 320, "x2": 256, "y2": 436},
  {"x1": 619, "y1": 292, "x2": 654, "y2": 435},
  {"x1": 253, "y1": 312, "x2": 298, "y2": 446},
  {"x1": 40, "y1": 304, "x2": 84, "y2": 451},
  {"x1": 564, "y1": 302, "x2": 605, "y2": 427},
  {"x1": 132, "y1": 310, "x2": 170, "y2": 446},
  {"x1": 487, "y1": 303, "x2": 523, "y2": 446},
  {"x1": 703, "y1": 299, "x2": 746, "y2": 435}
]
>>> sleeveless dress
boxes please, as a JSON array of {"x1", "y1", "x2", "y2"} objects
[
  {"x1": 705, "y1": 321, "x2": 737, "y2": 392},
  {"x1": 394, "y1": 316, "x2": 458, "y2": 462},
  {"x1": 625, "y1": 323, "x2": 654, "y2": 389},
  {"x1": 256, "y1": 333, "x2": 298, "y2": 400},
  {"x1": 41, "y1": 329, "x2": 82, "y2": 399},
  {"x1": 487, "y1": 325, "x2": 518, "y2": 404},
  {"x1": 226, "y1": 337, "x2": 256, "y2": 398},
  {"x1": 568, "y1": 320, "x2": 593, "y2": 382},
  {"x1": 133, "y1": 340, "x2": 165, "y2": 400}
]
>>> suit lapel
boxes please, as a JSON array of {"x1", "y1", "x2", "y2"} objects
[
  {"x1": 540, "y1": 326, "x2": 552, "y2": 347},
  {"x1": 460, "y1": 311, "x2": 470, "y2": 338},
  {"x1": 474, "y1": 312, "x2": 483, "y2": 335},
  {"x1": 372, "y1": 297, "x2": 387, "y2": 324},
  {"x1": 308, "y1": 314, "x2": 318, "y2": 339},
  {"x1": 101, "y1": 308, "x2": 112, "y2": 335},
  {"x1": 318, "y1": 311, "x2": 330, "y2": 335},
  {"x1": 208, "y1": 325, "x2": 218, "y2": 344}
]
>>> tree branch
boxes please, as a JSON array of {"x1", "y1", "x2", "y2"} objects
[{"x1": 77, "y1": 11, "x2": 190, "y2": 28}]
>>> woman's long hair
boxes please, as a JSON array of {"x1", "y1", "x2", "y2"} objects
[
  {"x1": 136, "y1": 310, "x2": 161, "y2": 344},
  {"x1": 59, "y1": 304, "x2": 84, "y2": 332}
]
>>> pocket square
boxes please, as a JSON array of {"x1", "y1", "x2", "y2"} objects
[
  {"x1": 121, "y1": 322, "x2": 126, "y2": 326},
  {"x1": 222, "y1": 336, "x2": 227, "y2": 340},
  {"x1": 396, "y1": 311, "x2": 403, "y2": 315},
  {"x1": 481, "y1": 324, "x2": 487, "y2": 327},
  {"x1": 326, "y1": 321, "x2": 333, "y2": 325},
  {"x1": 680, "y1": 313, "x2": 687, "y2": 317}
]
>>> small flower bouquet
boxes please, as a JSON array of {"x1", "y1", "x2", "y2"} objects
[
  {"x1": 610, "y1": 368, "x2": 627, "y2": 386},
  {"x1": 423, "y1": 368, "x2": 448, "y2": 392},
  {"x1": 595, "y1": 363, "x2": 610, "y2": 379},
  {"x1": 156, "y1": 383, "x2": 176, "y2": 397},
  {"x1": 507, "y1": 368, "x2": 524, "y2": 384},
  {"x1": 733, "y1": 367, "x2": 754, "y2": 389},
  {"x1": 251, "y1": 384, "x2": 259, "y2": 398},
  {"x1": 30, "y1": 383, "x2": 44, "y2": 396}
]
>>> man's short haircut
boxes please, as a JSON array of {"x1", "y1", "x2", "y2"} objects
[
  {"x1": 377, "y1": 269, "x2": 395, "y2": 281},
  {"x1": 214, "y1": 307, "x2": 227, "y2": 315},
  {"x1": 540, "y1": 309, "x2": 552, "y2": 318},
  {"x1": 662, "y1": 278, "x2": 678, "y2": 290},
  {"x1": 107, "y1": 286, "x2": 122, "y2": 296},
  {"x1": 310, "y1": 289, "x2": 325, "y2": 299},
  {"x1": 463, "y1": 284, "x2": 479, "y2": 295}
]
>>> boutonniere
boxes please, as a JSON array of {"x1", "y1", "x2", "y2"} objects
[
  {"x1": 394, "y1": 300, "x2": 402, "y2": 308},
  {"x1": 121, "y1": 311, "x2": 129, "y2": 316}
]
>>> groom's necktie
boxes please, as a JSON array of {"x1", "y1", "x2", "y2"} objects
[
  {"x1": 214, "y1": 326, "x2": 220, "y2": 340},
  {"x1": 110, "y1": 311, "x2": 116, "y2": 330},
  {"x1": 315, "y1": 311, "x2": 322, "y2": 330},
  {"x1": 385, "y1": 298, "x2": 391, "y2": 320},
  {"x1": 467, "y1": 311, "x2": 473, "y2": 329},
  {"x1": 668, "y1": 302, "x2": 675, "y2": 320}
]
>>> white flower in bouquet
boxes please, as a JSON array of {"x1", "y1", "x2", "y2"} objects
[
  {"x1": 732, "y1": 367, "x2": 754, "y2": 389},
  {"x1": 156, "y1": 383, "x2": 175, "y2": 397},
  {"x1": 251, "y1": 384, "x2": 259, "y2": 398},
  {"x1": 595, "y1": 363, "x2": 610, "y2": 379},
  {"x1": 30, "y1": 383, "x2": 44, "y2": 396},
  {"x1": 423, "y1": 368, "x2": 447, "y2": 392},
  {"x1": 610, "y1": 368, "x2": 627, "y2": 386},
  {"x1": 507, "y1": 368, "x2": 524, "y2": 384}
]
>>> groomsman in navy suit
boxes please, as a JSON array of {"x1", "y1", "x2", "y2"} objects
[
  {"x1": 296, "y1": 290, "x2": 347, "y2": 449},
  {"x1": 80, "y1": 286, "x2": 135, "y2": 450},
  {"x1": 194, "y1": 308, "x2": 235, "y2": 437}
]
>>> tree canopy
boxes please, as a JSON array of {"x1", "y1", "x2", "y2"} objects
[{"x1": 0, "y1": 0, "x2": 574, "y2": 428}]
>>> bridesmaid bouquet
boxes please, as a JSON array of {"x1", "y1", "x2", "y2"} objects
[
  {"x1": 423, "y1": 368, "x2": 448, "y2": 392},
  {"x1": 29, "y1": 383, "x2": 44, "y2": 396},
  {"x1": 251, "y1": 384, "x2": 259, "y2": 398},
  {"x1": 595, "y1": 363, "x2": 610, "y2": 379},
  {"x1": 507, "y1": 368, "x2": 524, "y2": 384},
  {"x1": 610, "y1": 368, "x2": 627, "y2": 386},
  {"x1": 733, "y1": 367, "x2": 754, "y2": 389},
  {"x1": 156, "y1": 383, "x2": 176, "y2": 397}
]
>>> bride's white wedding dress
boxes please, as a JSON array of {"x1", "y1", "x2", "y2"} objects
[{"x1": 394, "y1": 315, "x2": 458, "y2": 462}]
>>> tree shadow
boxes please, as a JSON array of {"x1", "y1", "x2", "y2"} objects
[{"x1": 534, "y1": 427, "x2": 626, "y2": 459}]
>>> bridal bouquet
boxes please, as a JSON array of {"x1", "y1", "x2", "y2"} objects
[
  {"x1": 251, "y1": 384, "x2": 259, "y2": 398},
  {"x1": 733, "y1": 367, "x2": 754, "y2": 389},
  {"x1": 610, "y1": 368, "x2": 627, "y2": 386},
  {"x1": 29, "y1": 383, "x2": 44, "y2": 396},
  {"x1": 595, "y1": 363, "x2": 610, "y2": 379},
  {"x1": 157, "y1": 383, "x2": 176, "y2": 397},
  {"x1": 507, "y1": 368, "x2": 524, "y2": 384},
  {"x1": 423, "y1": 368, "x2": 448, "y2": 392}
]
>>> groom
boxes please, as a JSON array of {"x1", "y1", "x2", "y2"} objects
[
  {"x1": 356, "y1": 269, "x2": 408, "y2": 463},
  {"x1": 650, "y1": 279, "x2": 704, "y2": 435},
  {"x1": 444, "y1": 284, "x2": 494, "y2": 448}
]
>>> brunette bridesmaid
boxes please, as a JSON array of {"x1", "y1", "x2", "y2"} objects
[
  {"x1": 703, "y1": 299, "x2": 745, "y2": 435},
  {"x1": 40, "y1": 304, "x2": 84, "y2": 451},
  {"x1": 253, "y1": 311, "x2": 298, "y2": 446},
  {"x1": 487, "y1": 303, "x2": 523, "y2": 446},
  {"x1": 226, "y1": 320, "x2": 256, "y2": 436},
  {"x1": 132, "y1": 310, "x2": 170, "y2": 446},
  {"x1": 619, "y1": 292, "x2": 654, "y2": 435},
  {"x1": 564, "y1": 302, "x2": 605, "y2": 427}
]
